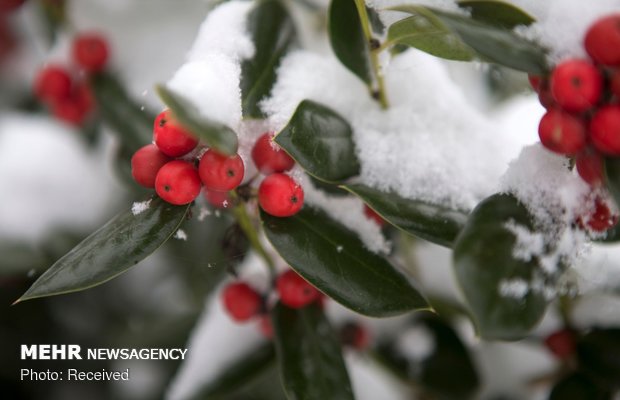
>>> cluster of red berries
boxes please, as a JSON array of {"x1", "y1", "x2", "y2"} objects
[
  {"x1": 33, "y1": 32, "x2": 109, "y2": 126},
  {"x1": 532, "y1": 13, "x2": 620, "y2": 233},
  {"x1": 221, "y1": 269, "x2": 322, "y2": 337},
  {"x1": 131, "y1": 111, "x2": 305, "y2": 217}
]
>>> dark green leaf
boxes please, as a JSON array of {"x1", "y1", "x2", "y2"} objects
[
  {"x1": 453, "y1": 194, "x2": 548, "y2": 340},
  {"x1": 367, "y1": 5, "x2": 385, "y2": 34},
  {"x1": 549, "y1": 372, "x2": 609, "y2": 400},
  {"x1": 189, "y1": 343, "x2": 275, "y2": 400},
  {"x1": 391, "y1": 6, "x2": 548, "y2": 74},
  {"x1": 156, "y1": 85, "x2": 238, "y2": 155},
  {"x1": 261, "y1": 207, "x2": 430, "y2": 317},
  {"x1": 275, "y1": 100, "x2": 360, "y2": 183},
  {"x1": 343, "y1": 183, "x2": 467, "y2": 247},
  {"x1": 241, "y1": 0, "x2": 297, "y2": 118},
  {"x1": 16, "y1": 197, "x2": 190, "y2": 302},
  {"x1": 272, "y1": 302, "x2": 354, "y2": 400},
  {"x1": 457, "y1": 0, "x2": 535, "y2": 29},
  {"x1": 386, "y1": 9, "x2": 475, "y2": 61},
  {"x1": 417, "y1": 315, "x2": 480, "y2": 399},
  {"x1": 374, "y1": 314, "x2": 480, "y2": 399},
  {"x1": 577, "y1": 328, "x2": 620, "y2": 388},
  {"x1": 605, "y1": 157, "x2": 620, "y2": 213},
  {"x1": 90, "y1": 73, "x2": 154, "y2": 152},
  {"x1": 329, "y1": 0, "x2": 373, "y2": 85},
  {"x1": 431, "y1": 8, "x2": 548, "y2": 74}
]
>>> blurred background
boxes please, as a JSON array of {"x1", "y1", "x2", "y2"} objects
[{"x1": 2, "y1": 1, "x2": 620, "y2": 400}]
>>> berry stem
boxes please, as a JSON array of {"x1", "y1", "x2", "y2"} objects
[
  {"x1": 353, "y1": 0, "x2": 389, "y2": 109},
  {"x1": 230, "y1": 193, "x2": 276, "y2": 277}
]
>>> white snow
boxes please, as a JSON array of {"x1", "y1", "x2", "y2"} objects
[
  {"x1": 396, "y1": 324, "x2": 435, "y2": 361},
  {"x1": 505, "y1": 220, "x2": 545, "y2": 263},
  {"x1": 131, "y1": 199, "x2": 152, "y2": 216},
  {"x1": 264, "y1": 49, "x2": 531, "y2": 211},
  {"x1": 298, "y1": 171, "x2": 392, "y2": 254},
  {"x1": 166, "y1": 1, "x2": 255, "y2": 129},
  {"x1": 0, "y1": 113, "x2": 122, "y2": 241},
  {"x1": 173, "y1": 229, "x2": 188, "y2": 241},
  {"x1": 499, "y1": 278, "x2": 530, "y2": 300}
]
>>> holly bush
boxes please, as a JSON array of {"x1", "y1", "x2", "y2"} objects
[{"x1": 4, "y1": 0, "x2": 620, "y2": 399}]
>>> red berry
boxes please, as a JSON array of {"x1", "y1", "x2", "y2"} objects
[
  {"x1": 364, "y1": 205, "x2": 385, "y2": 227},
  {"x1": 258, "y1": 173, "x2": 304, "y2": 217},
  {"x1": 611, "y1": 69, "x2": 620, "y2": 99},
  {"x1": 576, "y1": 148, "x2": 604, "y2": 186},
  {"x1": 204, "y1": 189, "x2": 231, "y2": 208},
  {"x1": 0, "y1": 0, "x2": 25, "y2": 14},
  {"x1": 276, "y1": 270, "x2": 320, "y2": 309},
  {"x1": 155, "y1": 160, "x2": 202, "y2": 205},
  {"x1": 583, "y1": 199, "x2": 618, "y2": 232},
  {"x1": 258, "y1": 314, "x2": 274, "y2": 339},
  {"x1": 340, "y1": 322, "x2": 370, "y2": 350},
  {"x1": 544, "y1": 329, "x2": 576, "y2": 359},
  {"x1": 538, "y1": 86, "x2": 556, "y2": 109},
  {"x1": 131, "y1": 144, "x2": 171, "y2": 188},
  {"x1": 590, "y1": 105, "x2": 620, "y2": 155},
  {"x1": 153, "y1": 109, "x2": 198, "y2": 157},
  {"x1": 251, "y1": 132, "x2": 295, "y2": 174},
  {"x1": 550, "y1": 59, "x2": 603, "y2": 112},
  {"x1": 584, "y1": 14, "x2": 620, "y2": 66},
  {"x1": 198, "y1": 150, "x2": 244, "y2": 191},
  {"x1": 34, "y1": 65, "x2": 72, "y2": 104},
  {"x1": 538, "y1": 109, "x2": 586, "y2": 155},
  {"x1": 51, "y1": 98, "x2": 86, "y2": 126},
  {"x1": 72, "y1": 32, "x2": 109, "y2": 73},
  {"x1": 221, "y1": 282, "x2": 262, "y2": 322},
  {"x1": 528, "y1": 74, "x2": 542, "y2": 92}
]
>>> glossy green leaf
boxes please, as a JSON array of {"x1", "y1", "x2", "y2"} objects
[
  {"x1": 457, "y1": 0, "x2": 535, "y2": 29},
  {"x1": 241, "y1": 0, "x2": 297, "y2": 118},
  {"x1": 577, "y1": 328, "x2": 620, "y2": 388},
  {"x1": 16, "y1": 197, "x2": 190, "y2": 303},
  {"x1": 329, "y1": 0, "x2": 373, "y2": 85},
  {"x1": 261, "y1": 207, "x2": 430, "y2": 317},
  {"x1": 386, "y1": 9, "x2": 475, "y2": 61},
  {"x1": 189, "y1": 343, "x2": 275, "y2": 399},
  {"x1": 605, "y1": 157, "x2": 620, "y2": 213},
  {"x1": 453, "y1": 194, "x2": 548, "y2": 340},
  {"x1": 90, "y1": 73, "x2": 153, "y2": 152},
  {"x1": 272, "y1": 302, "x2": 354, "y2": 400},
  {"x1": 391, "y1": 6, "x2": 548, "y2": 74},
  {"x1": 275, "y1": 100, "x2": 360, "y2": 183},
  {"x1": 156, "y1": 85, "x2": 238, "y2": 155},
  {"x1": 343, "y1": 183, "x2": 467, "y2": 247}
]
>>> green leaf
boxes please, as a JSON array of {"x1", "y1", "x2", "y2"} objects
[
  {"x1": 453, "y1": 194, "x2": 548, "y2": 340},
  {"x1": 90, "y1": 73, "x2": 153, "y2": 152},
  {"x1": 189, "y1": 343, "x2": 275, "y2": 400},
  {"x1": 457, "y1": 0, "x2": 535, "y2": 29},
  {"x1": 275, "y1": 100, "x2": 360, "y2": 183},
  {"x1": 261, "y1": 207, "x2": 430, "y2": 317},
  {"x1": 391, "y1": 6, "x2": 548, "y2": 74},
  {"x1": 16, "y1": 197, "x2": 190, "y2": 303},
  {"x1": 376, "y1": 314, "x2": 480, "y2": 399},
  {"x1": 577, "y1": 328, "x2": 620, "y2": 388},
  {"x1": 549, "y1": 372, "x2": 609, "y2": 400},
  {"x1": 272, "y1": 302, "x2": 354, "y2": 400},
  {"x1": 156, "y1": 85, "x2": 238, "y2": 155},
  {"x1": 329, "y1": 0, "x2": 373, "y2": 85},
  {"x1": 343, "y1": 183, "x2": 467, "y2": 247},
  {"x1": 605, "y1": 157, "x2": 620, "y2": 212},
  {"x1": 417, "y1": 315, "x2": 480, "y2": 399},
  {"x1": 386, "y1": 9, "x2": 475, "y2": 61},
  {"x1": 241, "y1": 0, "x2": 297, "y2": 119}
]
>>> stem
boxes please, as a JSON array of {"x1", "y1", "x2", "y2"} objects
[
  {"x1": 353, "y1": 0, "x2": 389, "y2": 109},
  {"x1": 230, "y1": 195, "x2": 276, "y2": 277}
]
